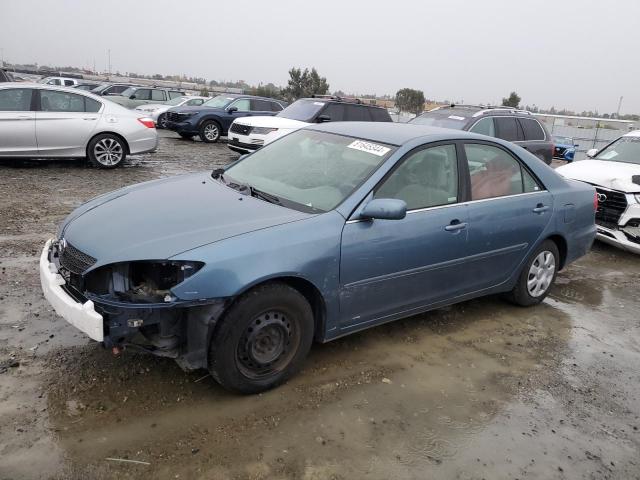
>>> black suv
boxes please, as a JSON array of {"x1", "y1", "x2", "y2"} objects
[{"x1": 410, "y1": 105, "x2": 553, "y2": 164}]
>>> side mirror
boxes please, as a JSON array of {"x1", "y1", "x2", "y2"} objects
[
  {"x1": 227, "y1": 106, "x2": 238, "y2": 113},
  {"x1": 317, "y1": 115, "x2": 331, "y2": 123},
  {"x1": 586, "y1": 148, "x2": 598, "y2": 158},
  {"x1": 129, "y1": 94, "x2": 137, "y2": 99},
  {"x1": 360, "y1": 198, "x2": 407, "y2": 221}
]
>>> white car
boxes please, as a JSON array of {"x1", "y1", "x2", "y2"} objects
[
  {"x1": 38, "y1": 76, "x2": 81, "y2": 87},
  {"x1": 0, "y1": 83, "x2": 158, "y2": 168},
  {"x1": 556, "y1": 131, "x2": 640, "y2": 254},
  {"x1": 135, "y1": 95, "x2": 209, "y2": 128},
  {"x1": 227, "y1": 97, "x2": 392, "y2": 154}
]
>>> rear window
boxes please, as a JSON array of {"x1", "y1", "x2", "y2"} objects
[
  {"x1": 519, "y1": 118, "x2": 545, "y2": 141},
  {"x1": 410, "y1": 110, "x2": 469, "y2": 129},
  {"x1": 370, "y1": 107, "x2": 392, "y2": 122},
  {"x1": 278, "y1": 99, "x2": 326, "y2": 122},
  {"x1": 495, "y1": 117, "x2": 523, "y2": 142}
]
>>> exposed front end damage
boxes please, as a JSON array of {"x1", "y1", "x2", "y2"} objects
[{"x1": 40, "y1": 239, "x2": 229, "y2": 370}]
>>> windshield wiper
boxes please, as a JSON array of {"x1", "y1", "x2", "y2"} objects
[{"x1": 246, "y1": 185, "x2": 281, "y2": 205}]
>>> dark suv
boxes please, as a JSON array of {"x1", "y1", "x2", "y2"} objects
[
  {"x1": 410, "y1": 105, "x2": 554, "y2": 164},
  {"x1": 165, "y1": 94, "x2": 287, "y2": 143}
]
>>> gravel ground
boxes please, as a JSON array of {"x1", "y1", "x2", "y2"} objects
[{"x1": 0, "y1": 131, "x2": 639, "y2": 480}]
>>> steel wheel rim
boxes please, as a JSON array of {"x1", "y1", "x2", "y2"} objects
[
  {"x1": 236, "y1": 310, "x2": 299, "y2": 380},
  {"x1": 204, "y1": 124, "x2": 219, "y2": 141},
  {"x1": 527, "y1": 250, "x2": 555, "y2": 297},
  {"x1": 94, "y1": 138, "x2": 123, "y2": 166}
]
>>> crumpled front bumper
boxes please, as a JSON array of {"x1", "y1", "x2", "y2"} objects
[{"x1": 39, "y1": 239, "x2": 104, "y2": 341}]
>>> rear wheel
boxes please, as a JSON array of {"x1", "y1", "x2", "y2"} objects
[
  {"x1": 199, "y1": 120, "x2": 221, "y2": 143},
  {"x1": 87, "y1": 134, "x2": 126, "y2": 168},
  {"x1": 507, "y1": 240, "x2": 559, "y2": 306},
  {"x1": 208, "y1": 283, "x2": 314, "y2": 394}
]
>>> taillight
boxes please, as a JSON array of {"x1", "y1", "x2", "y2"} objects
[
  {"x1": 594, "y1": 191, "x2": 598, "y2": 212},
  {"x1": 137, "y1": 117, "x2": 155, "y2": 129}
]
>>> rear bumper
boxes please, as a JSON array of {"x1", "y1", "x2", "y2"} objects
[
  {"x1": 128, "y1": 133, "x2": 158, "y2": 154},
  {"x1": 39, "y1": 239, "x2": 104, "y2": 341}
]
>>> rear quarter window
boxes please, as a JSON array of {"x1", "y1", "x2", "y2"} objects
[{"x1": 519, "y1": 118, "x2": 546, "y2": 141}]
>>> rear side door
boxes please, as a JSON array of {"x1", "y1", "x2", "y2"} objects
[
  {"x1": 461, "y1": 141, "x2": 553, "y2": 291},
  {"x1": 35, "y1": 89, "x2": 102, "y2": 156},
  {"x1": 0, "y1": 87, "x2": 37, "y2": 156},
  {"x1": 517, "y1": 117, "x2": 552, "y2": 164},
  {"x1": 340, "y1": 143, "x2": 470, "y2": 327}
]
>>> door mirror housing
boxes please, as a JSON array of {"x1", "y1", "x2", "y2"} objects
[
  {"x1": 129, "y1": 94, "x2": 137, "y2": 99},
  {"x1": 360, "y1": 198, "x2": 407, "y2": 221},
  {"x1": 586, "y1": 148, "x2": 598, "y2": 158},
  {"x1": 227, "y1": 106, "x2": 238, "y2": 113},
  {"x1": 317, "y1": 115, "x2": 331, "y2": 123}
]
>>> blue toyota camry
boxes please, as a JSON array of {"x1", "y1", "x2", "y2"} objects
[{"x1": 40, "y1": 122, "x2": 597, "y2": 393}]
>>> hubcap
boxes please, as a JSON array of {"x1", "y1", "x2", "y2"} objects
[
  {"x1": 158, "y1": 115, "x2": 167, "y2": 128},
  {"x1": 237, "y1": 310, "x2": 296, "y2": 379},
  {"x1": 527, "y1": 250, "x2": 556, "y2": 297},
  {"x1": 94, "y1": 138, "x2": 123, "y2": 166},
  {"x1": 204, "y1": 123, "x2": 219, "y2": 141}
]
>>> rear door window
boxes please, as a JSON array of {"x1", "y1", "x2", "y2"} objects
[
  {"x1": 270, "y1": 101, "x2": 283, "y2": 112},
  {"x1": 344, "y1": 104, "x2": 371, "y2": 121},
  {"x1": 495, "y1": 117, "x2": 523, "y2": 142},
  {"x1": 469, "y1": 117, "x2": 495, "y2": 137},
  {"x1": 250, "y1": 99, "x2": 272, "y2": 111},
  {"x1": 518, "y1": 118, "x2": 546, "y2": 141},
  {"x1": 168, "y1": 91, "x2": 184, "y2": 99},
  {"x1": 151, "y1": 90, "x2": 166, "y2": 101},
  {"x1": 464, "y1": 143, "x2": 525, "y2": 200},
  {"x1": 85, "y1": 97, "x2": 102, "y2": 113},
  {"x1": 135, "y1": 89, "x2": 152, "y2": 101},
  {"x1": 321, "y1": 103, "x2": 345, "y2": 121},
  {"x1": 0, "y1": 88, "x2": 33, "y2": 111},
  {"x1": 63, "y1": 79, "x2": 75, "y2": 86},
  {"x1": 40, "y1": 90, "x2": 85, "y2": 112}
]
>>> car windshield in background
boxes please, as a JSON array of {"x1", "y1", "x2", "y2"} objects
[
  {"x1": 409, "y1": 110, "x2": 468, "y2": 129},
  {"x1": 554, "y1": 136, "x2": 573, "y2": 145},
  {"x1": 224, "y1": 129, "x2": 396, "y2": 212},
  {"x1": 202, "y1": 95, "x2": 235, "y2": 108},
  {"x1": 595, "y1": 136, "x2": 640, "y2": 165},
  {"x1": 167, "y1": 96, "x2": 187, "y2": 106},
  {"x1": 277, "y1": 99, "x2": 326, "y2": 122}
]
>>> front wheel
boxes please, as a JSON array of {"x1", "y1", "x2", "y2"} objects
[
  {"x1": 199, "y1": 120, "x2": 221, "y2": 143},
  {"x1": 208, "y1": 283, "x2": 314, "y2": 394},
  {"x1": 156, "y1": 113, "x2": 168, "y2": 129},
  {"x1": 506, "y1": 240, "x2": 559, "y2": 306},
  {"x1": 87, "y1": 134, "x2": 126, "y2": 168}
]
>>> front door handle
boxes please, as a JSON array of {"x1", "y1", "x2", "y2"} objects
[
  {"x1": 532, "y1": 203, "x2": 549, "y2": 214},
  {"x1": 444, "y1": 220, "x2": 468, "y2": 232}
]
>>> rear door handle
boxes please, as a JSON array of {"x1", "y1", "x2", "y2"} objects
[
  {"x1": 532, "y1": 204, "x2": 549, "y2": 214},
  {"x1": 444, "y1": 220, "x2": 468, "y2": 232}
]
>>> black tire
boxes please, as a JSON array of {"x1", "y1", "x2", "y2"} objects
[
  {"x1": 199, "y1": 120, "x2": 221, "y2": 143},
  {"x1": 156, "y1": 113, "x2": 168, "y2": 129},
  {"x1": 208, "y1": 282, "x2": 314, "y2": 394},
  {"x1": 179, "y1": 133, "x2": 194, "y2": 140},
  {"x1": 506, "y1": 240, "x2": 559, "y2": 306},
  {"x1": 87, "y1": 134, "x2": 126, "y2": 169}
]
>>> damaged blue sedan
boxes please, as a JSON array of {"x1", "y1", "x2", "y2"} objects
[{"x1": 40, "y1": 122, "x2": 596, "y2": 393}]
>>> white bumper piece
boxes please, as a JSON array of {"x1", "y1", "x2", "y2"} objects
[{"x1": 39, "y1": 239, "x2": 104, "y2": 341}]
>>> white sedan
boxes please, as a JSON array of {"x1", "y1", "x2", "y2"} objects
[
  {"x1": 135, "y1": 95, "x2": 209, "y2": 128},
  {"x1": 0, "y1": 83, "x2": 157, "y2": 168},
  {"x1": 556, "y1": 130, "x2": 640, "y2": 254}
]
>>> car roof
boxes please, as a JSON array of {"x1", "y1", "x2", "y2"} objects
[
  {"x1": 423, "y1": 105, "x2": 534, "y2": 118},
  {"x1": 623, "y1": 130, "x2": 640, "y2": 137},
  {"x1": 0, "y1": 82, "x2": 106, "y2": 100},
  {"x1": 298, "y1": 97, "x2": 386, "y2": 109},
  {"x1": 307, "y1": 121, "x2": 484, "y2": 146}
]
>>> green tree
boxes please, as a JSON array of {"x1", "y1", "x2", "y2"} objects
[
  {"x1": 200, "y1": 87, "x2": 210, "y2": 97},
  {"x1": 282, "y1": 67, "x2": 329, "y2": 101},
  {"x1": 502, "y1": 91, "x2": 521, "y2": 108},
  {"x1": 395, "y1": 88, "x2": 426, "y2": 115}
]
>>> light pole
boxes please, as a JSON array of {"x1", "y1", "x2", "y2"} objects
[{"x1": 616, "y1": 96, "x2": 623, "y2": 119}]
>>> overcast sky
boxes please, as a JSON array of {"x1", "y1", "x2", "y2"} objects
[{"x1": 1, "y1": 0, "x2": 639, "y2": 113}]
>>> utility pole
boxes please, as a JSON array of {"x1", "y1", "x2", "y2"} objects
[
  {"x1": 108, "y1": 49, "x2": 111, "y2": 77},
  {"x1": 1, "y1": 48, "x2": 4, "y2": 68},
  {"x1": 616, "y1": 96, "x2": 623, "y2": 119}
]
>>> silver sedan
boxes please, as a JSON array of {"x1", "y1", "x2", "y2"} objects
[
  {"x1": 135, "y1": 95, "x2": 209, "y2": 128},
  {"x1": 0, "y1": 83, "x2": 158, "y2": 168}
]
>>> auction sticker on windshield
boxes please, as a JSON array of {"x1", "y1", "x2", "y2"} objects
[{"x1": 347, "y1": 140, "x2": 391, "y2": 157}]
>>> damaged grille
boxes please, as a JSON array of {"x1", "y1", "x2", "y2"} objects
[
  {"x1": 595, "y1": 187, "x2": 627, "y2": 230},
  {"x1": 166, "y1": 112, "x2": 187, "y2": 122},
  {"x1": 230, "y1": 123, "x2": 252, "y2": 135},
  {"x1": 59, "y1": 242, "x2": 96, "y2": 275}
]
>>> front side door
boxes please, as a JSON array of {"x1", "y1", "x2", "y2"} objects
[
  {"x1": 0, "y1": 87, "x2": 37, "y2": 156},
  {"x1": 35, "y1": 89, "x2": 101, "y2": 156},
  {"x1": 340, "y1": 143, "x2": 470, "y2": 328},
  {"x1": 461, "y1": 141, "x2": 553, "y2": 291},
  {"x1": 223, "y1": 98, "x2": 252, "y2": 130}
]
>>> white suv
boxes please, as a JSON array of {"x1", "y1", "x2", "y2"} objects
[
  {"x1": 227, "y1": 97, "x2": 392, "y2": 154},
  {"x1": 556, "y1": 131, "x2": 640, "y2": 254}
]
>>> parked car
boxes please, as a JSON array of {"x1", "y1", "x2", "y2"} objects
[
  {"x1": 0, "y1": 82, "x2": 157, "y2": 168},
  {"x1": 0, "y1": 68, "x2": 15, "y2": 82},
  {"x1": 40, "y1": 122, "x2": 596, "y2": 393},
  {"x1": 410, "y1": 105, "x2": 554, "y2": 164},
  {"x1": 91, "y1": 83, "x2": 141, "y2": 97},
  {"x1": 165, "y1": 94, "x2": 286, "y2": 142},
  {"x1": 38, "y1": 76, "x2": 81, "y2": 87},
  {"x1": 135, "y1": 95, "x2": 209, "y2": 128},
  {"x1": 552, "y1": 135, "x2": 578, "y2": 161},
  {"x1": 227, "y1": 96, "x2": 393, "y2": 154},
  {"x1": 73, "y1": 83, "x2": 102, "y2": 92},
  {"x1": 108, "y1": 86, "x2": 186, "y2": 109},
  {"x1": 556, "y1": 131, "x2": 640, "y2": 254}
]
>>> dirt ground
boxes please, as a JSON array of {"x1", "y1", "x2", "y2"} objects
[{"x1": 1, "y1": 132, "x2": 639, "y2": 480}]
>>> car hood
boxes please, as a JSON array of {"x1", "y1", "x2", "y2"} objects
[
  {"x1": 555, "y1": 159, "x2": 640, "y2": 193},
  {"x1": 234, "y1": 116, "x2": 309, "y2": 129},
  {"x1": 60, "y1": 173, "x2": 311, "y2": 268}
]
